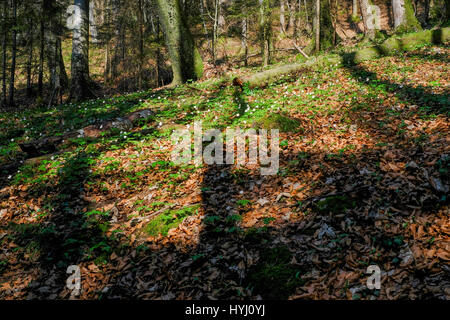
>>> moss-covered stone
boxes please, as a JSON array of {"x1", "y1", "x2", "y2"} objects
[{"x1": 253, "y1": 113, "x2": 301, "y2": 133}]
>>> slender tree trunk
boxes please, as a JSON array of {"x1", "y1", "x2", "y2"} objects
[
  {"x1": 310, "y1": 0, "x2": 334, "y2": 52},
  {"x1": 58, "y1": 37, "x2": 68, "y2": 92},
  {"x1": 259, "y1": 0, "x2": 270, "y2": 67},
  {"x1": 280, "y1": 0, "x2": 286, "y2": 33},
  {"x1": 391, "y1": 0, "x2": 421, "y2": 32},
  {"x1": 315, "y1": 0, "x2": 320, "y2": 52},
  {"x1": 104, "y1": 0, "x2": 110, "y2": 82},
  {"x1": 38, "y1": 2, "x2": 44, "y2": 98},
  {"x1": 1, "y1": 0, "x2": 7, "y2": 108},
  {"x1": 292, "y1": 0, "x2": 298, "y2": 38},
  {"x1": 70, "y1": 0, "x2": 92, "y2": 102},
  {"x1": 353, "y1": 0, "x2": 358, "y2": 19},
  {"x1": 8, "y1": 0, "x2": 17, "y2": 108},
  {"x1": 46, "y1": 22, "x2": 60, "y2": 106},
  {"x1": 26, "y1": 22, "x2": 33, "y2": 98},
  {"x1": 445, "y1": 0, "x2": 450, "y2": 22},
  {"x1": 199, "y1": 0, "x2": 210, "y2": 59},
  {"x1": 155, "y1": 0, "x2": 203, "y2": 85},
  {"x1": 213, "y1": 0, "x2": 219, "y2": 63},
  {"x1": 242, "y1": 16, "x2": 248, "y2": 67},
  {"x1": 304, "y1": 0, "x2": 309, "y2": 32},
  {"x1": 137, "y1": 0, "x2": 144, "y2": 90},
  {"x1": 156, "y1": 16, "x2": 162, "y2": 86}
]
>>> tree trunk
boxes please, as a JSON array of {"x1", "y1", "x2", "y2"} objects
[
  {"x1": 46, "y1": 22, "x2": 64, "y2": 106},
  {"x1": 38, "y1": 2, "x2": 45, "y2": 99},
  {"x1": 423, "y1": 0, "x2": 430, "y2": 25},
  {"x1": 1, "y1": 0, "x2": 7, "y2": 108},
  {"x1": 360, "y1": 0, "x2": 376, "y2": 40},
  {"x1": 314, "y1": 0, "x2": 320, "y2": 52},
  {"x1": 89, "y1": 0, "x2": 99, "y2": 43},
  {"x1": 353, "y1": 0, "x2": 358, "y2": 18},
  {"x1": 292, "y1": 0, "x2": 298, "y2": 38},
  {"x1": 104, "y1": 0, "x2": 111, "y2": 82},
  {"x1": 244, "y1": 27, "x2": 450, "y2": 88},
  {"x1": 446, "y1": 0, "x2": 450, "y2": 22},
  {"x1": 280, "y1": 0, "x2": 286, "y2": 34},
  {"x1": 156, "y1": 16, "x2": 162, "y2": 86},
  {"x1": 391, "y1": 0, "x2": 421, "y2": 32},
  {"x1": 155, "y1": 0, "x2": 203, "y2": 85},
  {"x1": 311, "y1": 0, "x2": 334, "y2": 53},
  {"x1": 259, "y1": 0, "x2": 271, "y2": 67},
  {"x1": 137, "y1": 0, "x2": 144, "y2": 90},
  {"x1": 70, "y1": 0, "x2": 92, "y2": 102},
  {"x1": 213, "y1": 0, "x2": 219, "y2": 63},
  {"x1": 8, "y1": 0, "x2": 17, "y2": 108},
  {"x1": 26, "y1": 22, "x2": 33, "y2": 98},
  {"x1": 242, "y1": 16, "x2": 248, "y2": 67}
]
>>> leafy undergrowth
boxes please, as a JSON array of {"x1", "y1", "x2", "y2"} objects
[{"x1": 0, "y1": 44, "x2": 449, "y2": 300}]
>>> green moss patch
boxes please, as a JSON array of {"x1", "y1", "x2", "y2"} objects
[
  {"x1": 145, "y1": 204, "x2": 200, "y2": 237},
  {"x1": 252, "y1": 113, "x2": 301, "y2": 133},
  {"x1": 247, "y1": 246, "x2": 304, "y2": 299}
]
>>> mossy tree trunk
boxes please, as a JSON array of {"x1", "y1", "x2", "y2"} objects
[
  {"x1": 360, "y1": 0, "x2": 377, "y2": 40},
  {"x1": 155, "y1": 0, "x2": 203, "y2": 85},
  {"x1": 70, "y1": 0, "x2": 92, "y2": 102},
  {"x1": 259, "y1": 0, "x2": 271, "y2": 67},
  {"x1": 392, "y1": 0, "x2": 422, "y2": 32},
  {"x1": 311, "y1": 0, "x2": 334, "y2": 53},
  {"x1": 243, "y1": 27, "x2": 450, "y2": 88}
]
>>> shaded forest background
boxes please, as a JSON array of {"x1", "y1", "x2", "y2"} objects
[{"x1": 0, "y1": 0, "x2": 449, "y2": 109}]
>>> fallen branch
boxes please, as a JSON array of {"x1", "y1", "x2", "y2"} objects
[
  {"x1": 185, "y1": 85, "x2": 210, "y2": 95},
  {"x1": 291, "y1": 42, "x2": 309, "y2": 58}
]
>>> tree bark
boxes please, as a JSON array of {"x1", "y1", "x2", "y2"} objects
[
  {"x1": 280, "y1": 0, "x2": 286, "y2": 33},
  {"x1": 314, "y1": 0, "x2": 320, "y2": 52},
  {"x1": 423, "y1": 0, "x2": 430, "y2": 25},
  {"x1": 213, "y1": 0, "x2": 219, "y2": 63},
  {"x1": 259, "y1": 0, "x2": 271, "y2": 67},
  {"x1": 1, "y1": 0, "x2": 7, "y2": 108},
  {"x1": 360, "y1": 0, "x2": 376, "y2": 40},
  {"x1": 352, "y1": 0, "x2": 358, "y2": 19},
  {"x1": 137, "y1": 0, "x2": 144, "y2": 90},
  {"x1": 8, "y1": 0, "x2": 17, "y2": 108},
  {"x1": 70, "y1": 0, "x2": 92, "y2": 102},
  {"x1": 155, "y1": 0, "x2": 203, "y2": 85},
  {"x1": 38, "y1": 1, "x2": 45, "y2": 98},
  {"x1": 26, "y1": 21, "x2": 33, "y2": 98},
  {"x1": 391, "y1": 0, "x2": 421, "y2": 32},
  {"x1": 310, "y1": 0, "x2": 334, "y2": 53}
]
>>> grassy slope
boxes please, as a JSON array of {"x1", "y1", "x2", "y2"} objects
[{"x1": 0, "y1": 43, "x2": 449, "y2": 300}]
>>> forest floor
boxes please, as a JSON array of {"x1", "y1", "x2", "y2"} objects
[{"x1": 0, "y1": 44, "x2": 449, "y2": 300}]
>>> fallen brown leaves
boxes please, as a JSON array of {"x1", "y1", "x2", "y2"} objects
[{"x1": 0, "y1": 46, "x2": 449, "y2": 300}]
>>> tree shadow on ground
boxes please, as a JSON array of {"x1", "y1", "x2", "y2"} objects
[{"x1": 1, "y1": 50, "x2": 449, "y2": 300}]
